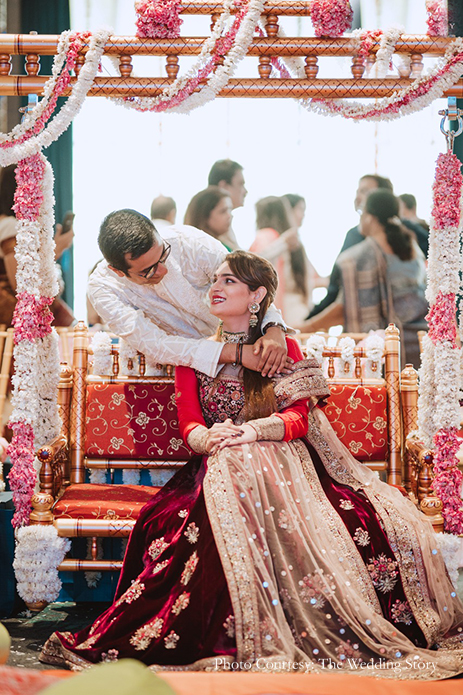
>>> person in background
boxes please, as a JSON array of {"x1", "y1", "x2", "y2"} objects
[
  {"x1": 184, "y1": 187, "x2": 234, "y2": 251},
  {"x1": 250, "y1": 196, "x2": 323, "y2": 325},
  {"x1": 399, "y1": 193, "x2": 430, "y2": 234},
  {"x1": 150, "y1": 195, "x2": 176, "y2": 231},
  {"x1": 208, "y1": 159, "x2": 247, "y2": 251},
  {"x1": 300, "y1": 189, "x2": 427, "y2": 367}
]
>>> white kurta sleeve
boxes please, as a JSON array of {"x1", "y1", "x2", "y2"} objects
[{"x1": 88, "y1": 275, "x2": 223, "y2": 377}]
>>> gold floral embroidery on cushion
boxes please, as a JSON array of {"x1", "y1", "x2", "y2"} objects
[
  {"x1": 116, "y1": 579, "x2": 145, "y2": 606},
  {"x1": 171, "y1": 592, "x2": 190, "y2": 615},
  {"x1": 148, "y1": 537, "x2": 169, "y2": 561},
  {"x1": 366, "y1": 553, "x2": 399, "y2": 594},
  {"x1": 181, "y1": 551, "x2": 199, "y2": 585},
  {"x1": 164, "y1": 631, "x2": 180, "y2": 649},
  {"x1": 110, "y1": 437, "x2": 124, "y2": 450},
  {"x1": 339, "y1": 499, "x2": 355, "y2": 510},
  {"x1": 391, "y1": 599, "x2": 414, "y2": 625},
  {"x1": 129, "y1": 617, "x2": 164, "y2": 650},
  {"x1": 153, "y1": 559, "x2": 169, "y2": 575},
  {"x1": 298, "y1": 571, "x2": 335, "y2": 608},
  {"x1": 223, "y1": 615, "x2": 235, "y2": 638},
  {"x1": 352, "y1": 527, "x2": 370, "y2": 547},
  {"x1": 184, "y1": 522, "x2": 199, "y2": 544},
  {"x1": 135, "y1": 412, "x2": 149, "y2": 428},
  {"x1": 373, "y1": 416, "x2": 387, "y2": 432},
  {"x1": 111, "y1": 392, "x2": 125, "y2": 406}
]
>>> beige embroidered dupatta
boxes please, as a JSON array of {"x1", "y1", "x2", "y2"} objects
[{"x1": 202, "y1": 365, "x2": 463, "y2": 680}]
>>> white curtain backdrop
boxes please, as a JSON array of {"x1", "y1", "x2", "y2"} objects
[{"x1": 70, "y1": 1, "x2": 445, "y2": 321}]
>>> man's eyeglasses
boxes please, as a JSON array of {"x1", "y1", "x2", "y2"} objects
[{"x1": 139, "y1": 242, "x2": 172, "y2": 279}]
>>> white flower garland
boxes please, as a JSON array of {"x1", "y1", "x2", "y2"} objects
[
  {"x1": 304, "y1": 334, "x2": 326, "y2": 366},
  {"x1": 13, "y1": 525, "x2": 71, "y2": 604},
  {"x1": 374, "y1": 26, "x2": 402, "y2": 79},
  {"x1": 91, "y1": 331, "x2": 113, "y2": 376},
  {"x1": 434, "y1": 532, "x2": 462, "y2": 588},
  {"x1": 364, "y1": 333, "x2": 384, "y2": 378},
  {"x1": 337, "y1": 336, "x2": 355, "y2": 377},
  {"x1": 0, "y1": 29, "x2": 109, "y2": 166},
  {"x1": 119, "y1": 338, "x2": 139, "y2": 376},
  {"x1": 110, "y1": 0, "x2": 265, "y2": 115}
]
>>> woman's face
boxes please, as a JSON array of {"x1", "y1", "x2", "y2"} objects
[
  {"x1": 207, "y1": 196, "x2": 233, "y2": 237},
  {"x1": 209, "y1": 262, "x2": 264, "y2": 321},
  {"x1": 292, "y1": 200, "x2": 306, "y2": 228}
]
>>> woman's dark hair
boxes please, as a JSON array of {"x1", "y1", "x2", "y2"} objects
[
  {"x1": 255, "y1": 196, "x2": 307, "y2": 299},
  {"x1": 184, "y1": 186, "x2": 230, "y2": 239},
  {"x1": 284, "y1": 193, "x2": 305, "y2": 209},
  {"x1": 225, "y1": 250, "x2": 279, "y2": 421},
  {"x1": 365, "y1": 189, "x2": 415, "y2": 261},
  {"x1": 0, "y1": 165, "x2": 17, "y2": 217}
]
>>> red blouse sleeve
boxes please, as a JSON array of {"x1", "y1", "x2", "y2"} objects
[
  {"x1": 275, "y1": 337, "x2": 310, "y2": 441},
  {"x1": 174, "y1": 366, "x2": 206, "y2": 444}
]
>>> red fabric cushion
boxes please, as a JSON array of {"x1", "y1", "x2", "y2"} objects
[
  {"x1": 53, "y1": 483, "x2": 160, "y2": 520},
  {"x1": 85, "y1": 382, "x2": 191, "y2": 460},
  {"x1": 323, "y1": 385, "x2": 388, "y2": 462}
]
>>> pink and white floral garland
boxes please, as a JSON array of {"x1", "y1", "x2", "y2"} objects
[
  {"x1": 310, "y1": 0, "x2": 353, "y2": 38},
  {"x1": 418, "y1": 152, "x2": 463, "y2": 535},
  {"x1": 135, "y1": 0, "x2": 183, "y2": 38},
  {"x1": 426, "y1": 0, "x2": 448, "y2": 37},
  {"x1": 114, "y1": 0, "x2": 265, "y2": 115},
  {"x1": 2, "y1": 31, "x2": 108, "y2": 529}
]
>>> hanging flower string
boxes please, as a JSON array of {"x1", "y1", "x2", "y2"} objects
[
  {"x1": 418, "y1": 151, "x2": 463, "y2": 535},
  {"x1": 426, "y1": 0, "x2": 448, "y2": 38}
]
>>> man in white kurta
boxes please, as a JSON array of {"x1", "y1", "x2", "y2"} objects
[{"x1": 88, "y1": 211, "x2": 287, "y2": 378}]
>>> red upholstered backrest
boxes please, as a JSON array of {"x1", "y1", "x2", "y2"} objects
[
  {"x1": 85, "y1": 382, "x2": 191, "y2": 460},
  {"x1": 323, "y1": 384, "x2": 388, "y2": 461}
]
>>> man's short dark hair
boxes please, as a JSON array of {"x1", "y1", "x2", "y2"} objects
[
  {"x1": 399, "y1": 193, "x2": 417, "y2": 210},
  {"x1": 98, "y1": 209, "x2": 158, "y2": 274},
  {"x1": 208, "y1": 159, "x2": 243, "y2": 186},
  {"x1": 360, "y1": 174, "x2": 394, "y2": 192},
  {"x1": 150, "y1": 195, "x2": 176, "y2": 221}
]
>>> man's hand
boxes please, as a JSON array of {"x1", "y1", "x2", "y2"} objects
[{"x1": 253, "y1": 326, "x2": 291, "y2": 377}]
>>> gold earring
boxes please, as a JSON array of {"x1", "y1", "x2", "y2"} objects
[{"x1": 248, "y1": 302, "x2": 260, "y2": 328}]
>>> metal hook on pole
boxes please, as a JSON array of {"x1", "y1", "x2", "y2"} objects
[{"x1": 439, "y1": 97, "x2": 463, "y2": 153}]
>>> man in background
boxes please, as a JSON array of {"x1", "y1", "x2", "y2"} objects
[
  {"x1": 208, "y1": 160, "x2": 247, "y2": 250},
  {"x1": 150, "y1": 195, "x2": 176, "y2": 231}
]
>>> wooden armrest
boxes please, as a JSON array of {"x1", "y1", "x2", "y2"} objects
[
  {"x1": 36, "y1": 433, "x2": 68, "y2": 464},
  {"x1": 405, "y1": 437, "x2": 434, "y2": 466}
]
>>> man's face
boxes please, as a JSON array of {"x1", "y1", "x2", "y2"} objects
[
  {"x1": 354, "y1": 177, "x2": 378, "y2": 213},
  {"x1": 122, "y1": 238, "x2": 171, "y2": 286},
  {"x1": 222, "y1": 169, "x2": 247, "y2": 209}
]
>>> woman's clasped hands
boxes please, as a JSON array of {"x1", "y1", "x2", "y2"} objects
[{"x1": 205, "y1": 419, "x2": 257, "y2": 454}]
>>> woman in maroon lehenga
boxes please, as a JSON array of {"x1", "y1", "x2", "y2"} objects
[{"x1": 41, "y1": 251, "x2": 463, "y2": 679}]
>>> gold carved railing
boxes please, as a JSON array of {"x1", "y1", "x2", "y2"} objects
[{"x1": 0, "y1": 5, "x2": 460, "y2": 100}]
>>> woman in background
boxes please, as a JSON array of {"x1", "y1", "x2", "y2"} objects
[
  {"x1": 250, "y1": 195, "x2": 326, "y2": 325},
  {"x1": 300, "y1": 189, "x2": 427, "y2": 367},
  {"x1": 184, "y1": 186, "x2": 234, "y2": 251}
]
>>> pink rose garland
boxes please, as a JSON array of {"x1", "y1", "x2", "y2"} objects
[
  {"x1": 310, "y1": 0, "x2": 353, "y2": 38},
  {"x1": 135, "y1": 0, "x2": 183, "y2": 39},
  {"x1": 8, "y1": 154, "x2": 54, "y2": 528},
  {"x1": 425, "y1": 151, "x2": 463, "y2": 534},
  {"x1": 426, "y1": 0, "x2": 448, "y2": 38}
]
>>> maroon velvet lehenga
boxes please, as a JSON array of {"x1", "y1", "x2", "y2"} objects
[{"x1": 41, "y1": 344, "x2": 463, "y2": 679}]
